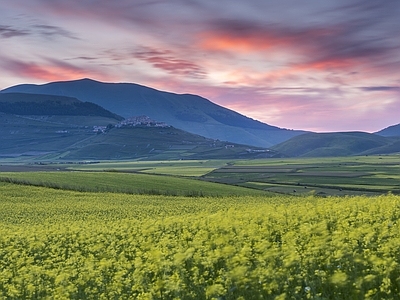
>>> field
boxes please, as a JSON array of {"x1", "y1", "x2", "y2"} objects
[
  {"x1": 203, "y1": 155, "x2": 400, "y2": 196},
  {"x1": 0, "y1": 182, "x2": 399, "y2": 299},
  {"x1": 64, "y1": 155, "x2": 400, "y2": 196},
  {"x1": 1, "y1": 155, "x2": 400, "y2": 298},
  {"x1": 0, "y1": 170, "x2": 268, "y2": 197}
]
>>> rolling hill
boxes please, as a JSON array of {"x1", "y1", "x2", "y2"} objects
[
  {"x1": 0, "y1": 93, "x2": 123, "y2": 120},
  {"x1": 59, "y1": 126, "x2": 280, "y2": 161},
  {"x1": 0, "y1": 92, "x2": 278, "y2": 160},
  {"x1": 271, "y1": 132, "x2": 400, "y2": 157},
  {"x1": 0, "y1": 93, "x2": 123, "y2": 159},
  {"x1": 376, "y1": 123, "x2": 400, "y2": 137},
  {"x1": 0, "y1": 78, "x2": 305, "y2": 147}
]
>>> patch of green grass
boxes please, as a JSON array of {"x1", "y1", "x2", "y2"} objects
[
  {"x1": 203, "y1": 155, "x2": 400, "y2": 196},
  {"x1": 0, "y1": 171, "x2": 270, "y2": 197},
  {"x1": 70, "y1": 159, "x2": 229, "y2": 176}
]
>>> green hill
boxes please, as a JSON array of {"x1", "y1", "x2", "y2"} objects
[
  {"x1": 376, "y1": 123, "x2": 400, "y2": 137},
  {"x1": 61, "y1": 126, "x2": 278, "y2": 160},
  {"x1": 1, "y1": 78, "x2": 305, "y2": 147},
  {"x1": 0, "y1": 92, "x2": 277, "y2": 161},
  {"x1": 271, "y1": 132, "x2": 399, "y2": 157},
  {"x1": 0, "y1": 93, "x2": 122, "y2": 120}
]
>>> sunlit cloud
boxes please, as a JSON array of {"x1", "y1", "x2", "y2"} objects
[
  {"x1": 134, "y1": 47, "x2": 207, "y2": 79},
  {"x1": 0, "y1": 0, "x2": 399, "y2": 132},
  {"x1": 0, "y1": 57, "x2": 112, "y2": 82}
]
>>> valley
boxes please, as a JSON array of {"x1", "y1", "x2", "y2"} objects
[{"x1": 1, "y1": 155, "x2": 399, "y2": 197}]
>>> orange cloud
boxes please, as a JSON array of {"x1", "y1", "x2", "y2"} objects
[
  {"x1": 198, "y1": 31, "x2": 296, "y2": 54},
  {"x1": 199, "y1": 33, "x2": 274, "y2": 53}
]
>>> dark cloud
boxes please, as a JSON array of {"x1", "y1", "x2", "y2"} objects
[
  {"x1": 0, "y1": 22, "x2": 77, "y2": 40},
  {"x1": 360, "y1": 86, "x2": 400, "y2": 92},
  {"x1": 33, "y1": 24, "x2": 78, "y2": 40},
  {"x1": 69, "y1": 56, "x2": 98, "y2": 61},
  {"x1": 134, "y1": 47, "x2": 207, "y2": 79},
  {"x1": 0, "y1": 25, "x2": 29, "y2": 38}
]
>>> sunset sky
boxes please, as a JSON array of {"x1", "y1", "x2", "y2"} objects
[{"x1": 1, "y1": 0, "x2": 399, "y2": 132}]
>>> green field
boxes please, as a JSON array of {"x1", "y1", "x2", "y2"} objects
[
  {"x1": 0, "y1": 182, "x2": 399, "y2": 299},
  {"x1": 69, "y1": 160, "x2": 228, "y2": 177},
  {"x1": 0, "y1": 170, "x2": 268, "y2": 197},
  {"x1": 2, "y1": 155, "x2": 399, "y2": 196},
  {"x1": 74, "y1": 155, "x2": 400, "y2": 196},
  {"x1": 203, "y1": 155, "x2": 400, "y2": 196}
]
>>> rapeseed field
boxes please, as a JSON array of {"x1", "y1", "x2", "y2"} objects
[{"x1": 0, "y1": 182, "x2": 399, "y2": 299}]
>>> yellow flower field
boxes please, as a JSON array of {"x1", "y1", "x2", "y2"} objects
[{"x1": 0, "y1": 182, "x2": 399, "y2": 299}]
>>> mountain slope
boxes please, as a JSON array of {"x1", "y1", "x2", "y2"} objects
[
  {"x1": 61, "y1": 126, "x2": 280, "y2": 160},
  {"x1": 1, "y1": 78, "x2": 305, "y2": 147},
  {"x1": 0, "y1": 93, "x2": 123, "y2": 120},
  {"x1": 271, "y1": 132, "x2": 399, "y2": 157},
  {"x1": 0, "y1": 92, "x2": 278, "y2": 160},
  {"x1": 0, "y1": 112, "x2": 278, "y2": 160},
  {"x1": 0, "y1": 92, "x2": 122, "y2": 158},
  {"x1": 376, "y1": 123, "x2": 400, "y2": 137}
]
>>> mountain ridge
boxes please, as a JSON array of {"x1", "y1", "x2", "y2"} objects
[
  {"x1": 271, "y1": 131, "x2": 400, "y2": 157},
  {"x1": 376, "y1": 123, "x2": 400, "y2": 137},
  {"x1": 1, "y1": 78, "x2": 305, "y2": 147},
  {"x1": 0, "y1": 92, "x2": 123, "y2": 120},
  {"x1": 0, "y1": 91, "x2": 277, "y2": 160}
]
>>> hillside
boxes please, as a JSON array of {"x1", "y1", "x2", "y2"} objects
[
  {"x1": 0, "y1": 113, "x2": 277, "y2": 160},
  {"x1": 271, "y1": 132, "x2": 400, "y2": 157},
  {"x1": 0, "y1": 96, "x2": 277, "y2": 161},
  {"x1": 0, "y1": 78, "x2": 305, "y2": 147},
  {"x1": 0, "y1": 93, "x2": 123, "y2": 120},
  {"x1": 0, "y1": 112, "x2": 120, "y2": 159},
  {"x1": 376, "y1": 123, "x2": 400, "y2": 137},
  {"x1": 60, "y1": 126, "x2": 279, "y2": 160}
]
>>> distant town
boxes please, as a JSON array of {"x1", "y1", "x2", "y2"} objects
[{"x1": 93, "y1": 115, "x2": 169, "y2": 133}]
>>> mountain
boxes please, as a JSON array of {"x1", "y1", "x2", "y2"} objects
[
  {"x1": 376, "y1": 123, "x2": 400, "y2": 137},
  {"x1": 60, "y1": 126, "x2": 281, "y2": 161},
  {"x1": 0, "y1": 78, "x2": 305, "y2": 147},
  {"x1": 0, "y1": 93, "x2": 122, "y2": 159},
  {"x1": 0, "y1": 93, "x2": 123, "y2": 120},
  {"x1": 0, "y1": 92, "x2": 278, "y2": 160},
  {"x1": 271, "y1": 132, "x2": 400, "y2": 157}
]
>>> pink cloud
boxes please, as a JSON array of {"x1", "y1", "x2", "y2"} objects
[
  {"x1": 134, "y1": 47, "x2": 207, "y2": 79},
  {"x1": 1, "y1": 57, "x2": 113, "y2": 82}
]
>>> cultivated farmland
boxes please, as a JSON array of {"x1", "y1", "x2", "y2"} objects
[{"x1": 0, "y1": 182, "x2": 399, "y2": 299}]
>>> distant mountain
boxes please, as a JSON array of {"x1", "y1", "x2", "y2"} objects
[
  {"x1": 376, "y1": 123, "x2": 400, "y2": 137},
  {"x1": 62, "y1": 126, "x2": 281, "y2": 161},
  {"x1": 0, "y1": 110, "x2": 279, "y2": 160},
  {"x1": 271, "y1": 132, "x2": 400, "y2": 157},
  {"x1": 0, "y1": 93, "x2": 122, "y2": 120},
  {"x1": 0, "y1": 78, "x2": 305, "y2": 147},
  {"x1": 0, "y1": 92, "x2": 277, "y2": 160}
]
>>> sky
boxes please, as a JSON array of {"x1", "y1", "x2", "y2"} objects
[{"x1": 1, "y1": 0, "x2": 399, "y2": 132}]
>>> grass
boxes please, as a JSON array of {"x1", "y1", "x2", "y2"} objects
[
  {"x1": 70, "y1": 159, "x2": 229, "y2": 176},
  {"x1": 203, "y1": 155, "x2": 400, "y2": 196},
  {"x1": 1, "y1": 155, "x2": 399, "y2": 196},
  {"x1": 0, "y1": 171, "x2": 269, "y2": 197}
]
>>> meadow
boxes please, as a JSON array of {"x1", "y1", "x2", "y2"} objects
[
  {"x1": 1, "y1": 155, "x2": 400, "y2": 299},
  {"x1": 204, "y1": 155, "x2": 400, "y2": 196},
  {"x1": 0, "y1": 180, "x2": 400, "y2": 299},
  {"x1": 0, "y1": 170, "x2": 268, "y2": 197},
  {"x1": 67, "y1": 155, "x2": 400, "y2": 196}
]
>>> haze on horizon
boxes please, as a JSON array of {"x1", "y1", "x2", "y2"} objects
[{"x1": 0, "y1": 0, "x2": 399, "y2": 133}]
